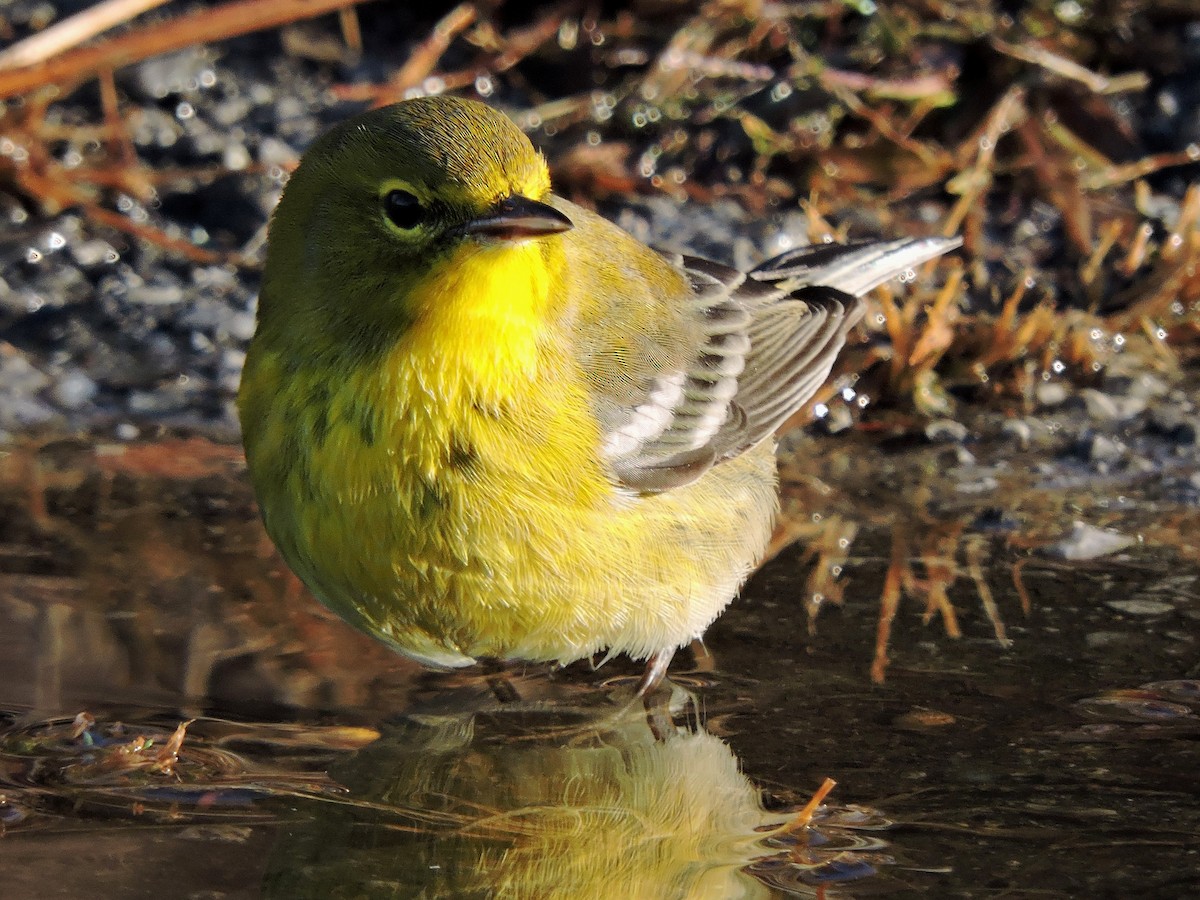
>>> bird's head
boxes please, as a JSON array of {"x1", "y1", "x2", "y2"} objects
[{"x1": 258, "y1": 96, "x2": 573, "y2": 351}]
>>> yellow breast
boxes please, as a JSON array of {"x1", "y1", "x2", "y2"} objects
[{"x1": 242, "y1": 239, "x2": 618, "y2": 663}]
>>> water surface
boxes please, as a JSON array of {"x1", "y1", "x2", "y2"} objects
[{"x1": 0, "y1": 431, "x2": 1197, "y2": 898}]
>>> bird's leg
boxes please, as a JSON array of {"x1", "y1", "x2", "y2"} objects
[{"x1": 635, "y1": 649, "x2": 674, "y2": 697}]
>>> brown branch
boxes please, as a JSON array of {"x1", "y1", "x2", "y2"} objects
[
  {"x1": 0, "y1": 0, "x2": 171, "y2": 70},
  {"x1": 0, "y1": 0, "x2": 374, "y2": 99}
]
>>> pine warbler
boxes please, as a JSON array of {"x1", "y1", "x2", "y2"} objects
[{"x1": 238, "y1": 96, "x2": 959, "y2": 693}]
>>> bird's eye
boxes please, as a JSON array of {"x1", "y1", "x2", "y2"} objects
[{"x1": 383, "y1": 190, "x2": 425, "y2": 230}]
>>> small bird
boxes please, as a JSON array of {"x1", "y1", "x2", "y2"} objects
[{"x1": 238, "y1": 95, "x2": 958, "y2": 694}]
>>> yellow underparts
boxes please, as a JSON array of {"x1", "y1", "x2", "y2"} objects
[{"x1": 243, "y1": 239, "x2": 778, "y2": 669}]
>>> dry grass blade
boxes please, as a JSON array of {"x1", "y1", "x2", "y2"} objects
[
  {"x1": 0, "y1": 0, "x2": 372, "y2": 263},
  {"x1": 0, "y1": 0, "x2": 170, "y2": 70},
  {"x1": 966, "y1": 536, "x2": 1010, "y2": 646},
  {"x1": 0, "y1": 0, "x2": 372, "y2": 99},
  {"x1": 990, "y1": 37, "x2": 1149, "y2": 95},
  {"x1": 1084, "y1": 147, "x2": 1200, "y2": 190},
  {"x1": 779, "y1": 778, "x2": 837, "y2": 836},
  {"x1": 872, "y1": 525, "x2": 908, "y2": 684},
  {"x1": 916, "y1": 525, "x2": 963, "y2": 638},
  {"x1": 335, "y1": 3, "x2": 477, "y2": 103}
]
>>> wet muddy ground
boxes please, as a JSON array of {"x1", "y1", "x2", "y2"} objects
[{"x1": 0, "y1": 422, "x2": 1197, "y2": 898}]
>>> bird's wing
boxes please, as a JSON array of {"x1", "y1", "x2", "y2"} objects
[
  {"x1": 730, "y1": 236, "x2": 963, "y2": 451},
  {"x1": 585, "y1": 255, "x2": 762, "y2": 493},
  {"x1": 569, "y1": 210, "x2": 960, "y2": 492}
]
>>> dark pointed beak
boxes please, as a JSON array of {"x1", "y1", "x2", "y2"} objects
[{"x1": 462, "y1": 195, "x2": 573, "y2": 241}]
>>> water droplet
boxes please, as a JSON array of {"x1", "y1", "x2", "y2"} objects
[
  {"x1": 198, "y1": 69, "x2": 217, "y2": 89},
  {"x1": 1055, "y1": 0, "x2": 1084, "y2": 23},
  {"x1": 856, "y1": 395, "x2": 870, "y2": 408},
  {"x1": 811, "y1": 513, "x2": 823, "y2": 523},
  {"x1": 1156, "y1": 328, "x2": 1167, "y2": 340},
  {"x1": 1113, "y1": 333, "x2": 1126, "y2": 347},
  {"x1": 46, "y1": 231, "x2": 66, "y2": 251},
  {"x1": 175, "y1": 101, "x2": 194, "y2": 120},
  {"x1": 474, "y1": 74, "x2": 494, "y2": 97},
  {"x1": 557, "y1": 18, "x2": 578, "y2": 50},
  {"x1": 841, "y1": 387, "x2": 856, "y2": 401},
  {"x1": 25, "y1": 248, "x2": 42, "y2": 263},
  {"x1": 1051, "y1": 359, "x2": 1065, "y2": 374},
  {"x1": 769, "y1": 82, "x2": 792, "y2": 102},
  {"x1": 814, "y1": 403, "x2": 829, "y2": 418}
]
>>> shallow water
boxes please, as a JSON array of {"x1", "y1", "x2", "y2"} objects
[{"x1": 0, "y1": 431, "x2": 1197, "y2": 898}]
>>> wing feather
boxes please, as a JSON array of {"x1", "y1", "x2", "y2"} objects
[{"x1": 567, "y1": 209, "x2": 961, "y2": 493}]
